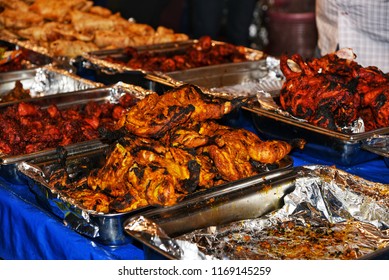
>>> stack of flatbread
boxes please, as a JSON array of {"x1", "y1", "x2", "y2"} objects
[{"x1": 0, "y1": 0, "x2": 189, "y2": 57}]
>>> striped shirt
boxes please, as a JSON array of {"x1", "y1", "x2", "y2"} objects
[{"x1": 316, "y1": 0, "x2": 389, "y2": 72}]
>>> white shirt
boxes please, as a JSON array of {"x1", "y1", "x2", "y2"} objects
[{"x1": 316, "y1": 0, "x2": 389, "y2": 72}]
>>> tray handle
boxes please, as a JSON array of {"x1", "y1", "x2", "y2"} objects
[{"x1": 360, "y1": 134, "x2": 389, "y2": 158}]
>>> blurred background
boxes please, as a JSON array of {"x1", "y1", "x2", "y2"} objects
[{"x1": 93, "y1": 0, "x2": 317, "y2": 59}]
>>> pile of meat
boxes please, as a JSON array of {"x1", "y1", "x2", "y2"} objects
[
  {"x1": 106, "y1": 36, "x2": 250, "y2": 72},
  {"x1": 48, "y1": 85, "x2": 297, "y2": 213},
  {"x1": 279, "y1": 49, "x2": 389, "y2": 131},
  {"x1": 0, "y1": 0, "x2": 188, "y2": 57},
  {"x1": 0, "y1": 93, "x2": 138, "y2": 156}
]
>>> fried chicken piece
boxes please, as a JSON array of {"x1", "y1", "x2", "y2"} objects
[
  {"x1": 64, "y1": 188, "x2": 111, "y2": 213},
  {"x1": 116, "y1": 84, "x2": 241, "y2": 138},
  {"x1": 49, "y1": 39, "x2": 98, "y2": 57},
  {"x1": 0, "y1": 0, "x2": 30, "y2": 12},
  {"x1": 29, "y1": 0, "x2": 92, "y2": 22},
  {"x1": 0, "y1": 8, "x2": 43, "y2": 30}
]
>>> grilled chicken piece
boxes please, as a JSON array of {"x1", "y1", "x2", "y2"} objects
[
  {"x1": 116, "y1": 84, "x2": 242, "y2": 138},
  {"x1": 65, "y1": 188, "x2": 111, "y2": 213},
  {"x1": 199, "y1": 122, "x2": 292, "y2": 181},
  {"x1": 279, "y1": 50, "x2": 389, "y2": 131},
  {"x1": 87, "y1": 136, "x2": 199, "y2": 209}
]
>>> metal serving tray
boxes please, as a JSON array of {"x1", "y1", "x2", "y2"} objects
[
  {"x1": 17, "y1": 146, "x2": 293, "y2": 246},
  {"x1": 0, "y1": 65, "x2": 102, "y2": 97},
  {"x1": 245, "y1": 105, "x2": 389, "y2": 166},
  {"x1": 125, "y1": 168, "x2": 296, "y2": 259},
  {"x1": 78, "y1": 40, "x2": 265, "y2": 91},
  {"x1": 361, "y1": 135, "x2": 389, "y2": 168},
  {"x1": 83, "y1": 39, "x2": 265, "y2": 73},
  {"x1": 146, "y1": 59, "x2": 284, "y2": 97},
  {"x1": 124, "y1": 166, "x2": 389, "y2": 260},
  {"x1": 17, "y1": 148, "x2": 148, "y2": 246},
  {"x1": 0, "y1": 83, "x2": 152, "y2": 184}
]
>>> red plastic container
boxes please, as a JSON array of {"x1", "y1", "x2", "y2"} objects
[{"x1": 265, "y1": 0, "x2": 318, "y2": 58}]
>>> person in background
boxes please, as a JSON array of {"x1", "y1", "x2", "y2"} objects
[
  {"x1": 315, "y1": 0, "x2": 389, "y2": 72},
  {"x1": 188, "y1": 0, "x2": 257, "y2": 47}
]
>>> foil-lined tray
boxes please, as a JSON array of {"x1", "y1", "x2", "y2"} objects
[
  {"x1": 80, "y1": 39, "x2": 265, "y2": 76},
  {"x1": 245, "y1": 105, "x2": 389, "y2": 166},
  {"x1": 146, "y1": 56, "x2": 284, "y2": 99},
  {"x1": 124, "y1": 165, "x2": 389, "y2": 260},
  {"x1": 0, "y1": 83, "x2": 153, "y2": 184},
  {"x1": 17, "y1": 145, "x2": 293, "y2": 245},
  {"x1": 0, "y1": 64, "x2": 103, "y2": 97}
]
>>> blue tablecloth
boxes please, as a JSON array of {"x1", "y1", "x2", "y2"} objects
[
  {"x1": 0, "y1": 177, "x2": 145, "y2": 260},
  {"x1": 291, "y1": 150, "x2": 389, "y2": 184}
]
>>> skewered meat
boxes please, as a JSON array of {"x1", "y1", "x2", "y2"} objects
[
  {"x1": 279, "y1": 50, "x2": 389, "y2": 131},
  {"x1": 116, "y1": 84, "x2": 243, "y2": 138}
]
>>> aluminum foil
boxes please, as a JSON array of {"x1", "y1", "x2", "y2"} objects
[
  {"x1": 208, "y1": 56, "x2": 284, "y2": 98},
  {"x1": 126, "y1": 165, "x2": 389, "y2": 260},
  {"x1": 28, "y1": 65, "x2": 104, "y2": 97}
]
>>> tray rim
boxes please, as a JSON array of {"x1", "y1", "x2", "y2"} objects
[{"x1": 244, "y1": 105, "x2": 389, "y2": 142}]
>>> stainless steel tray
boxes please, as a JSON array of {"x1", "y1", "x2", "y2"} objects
[
  {"x1": 361, "y1": 135, "x2": 389, "y2": 168},
  {"x1": 17, "y1": 146, "x2": 293, "y2": 246},
  {"x1": 145, "y1": 57, "x2": 283, "y2": 97},
  {"x1": 124, "y1": 165, "x2": 389, "y2": 260},
  {"x1": 245, "y1": 105, "x2": 389, "y2": 166},
  {"x1": 0, "y1": 83, "x2": 152, "y2": 184},
  {"x1": 82, "y1": 39, "x2": 265, "y2": 75},
  {"x1": 17, "y1": 147, "x2": 149, "y2": 246}
]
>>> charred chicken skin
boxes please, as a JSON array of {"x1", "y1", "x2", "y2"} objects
[
  {"x1": 46, "y1": 85, "x2": 297, "y2": 213},
  {"x1": 115, "y1": 84, "x2": 242, "y2": 138},
  {"x1": 85, "y1": 121, "x2": 294, "y2": 212},
  {"x1": 279, "y1": 50, "x2": 389, "y2": 131}
]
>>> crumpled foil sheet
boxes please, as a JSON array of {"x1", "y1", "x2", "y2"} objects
[
  {"x1": 208, "y1": 56, "x2": 284, "y2": 99},
  {"x1": 126, "y1": 165, "x2": 389, "y2": 260},
  {"x1": 29, "y1": 65, "x2": 104, "y2": 97}
]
